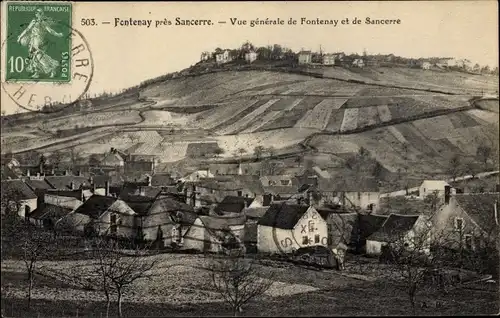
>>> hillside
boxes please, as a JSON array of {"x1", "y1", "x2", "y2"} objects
[{"x1": 1, "y1": 66, "x2": 498, "y2": 178}]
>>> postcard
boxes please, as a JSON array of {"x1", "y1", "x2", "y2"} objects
[{"x1": 1, "y1": 1, "x2": 499, "y2": 317}]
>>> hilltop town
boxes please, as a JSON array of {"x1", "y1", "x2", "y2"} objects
[{"x1": 1, "y1": 42, "x2": 499, "y2": 317}]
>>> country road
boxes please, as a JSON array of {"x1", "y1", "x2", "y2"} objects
[{"x1": 380, "y1": 170, "x2": 500, "y2": 198}]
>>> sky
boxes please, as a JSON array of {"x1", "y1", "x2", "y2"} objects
[{"x1": 1, "y1": 1, "x2": 498, "y2": 114}]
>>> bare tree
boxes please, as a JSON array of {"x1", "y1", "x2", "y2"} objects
[
  {"x1": 379, "y1": 221, "x2": 455, "y2": 315},
  {"x1": 447, "y1": 155, "x2": 461, "y2": 181},
  {"x1": 423, "y1": 190, "x2": 441, "y2": 214},
  {"x1": 206, "y1": 251, "x2": 274, "y2": 316},
  {"x1": 253, "y1": 146, "x2": 264, "y2": 162},
  {"x1": 93, "y1": 238, "x2": 158, "y2": 318},
  {"x1": 476, "y1": 144, "x2": 492, "y2": 169}
]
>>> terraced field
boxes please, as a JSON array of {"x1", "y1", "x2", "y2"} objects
[{"x1": 2, "y1": 67, "x2": 498, "y2": 176}]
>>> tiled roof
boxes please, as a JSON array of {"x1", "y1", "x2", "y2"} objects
[
  {"x1": 358, "y1": 214, "x2": 388, "y2": 241},
  {"x1": 200, "y1": 215, "x2": 246, "y2": 231},
  {"x1": 258, "y1": 203, "x2": 310, "y2": 229},
  {"x1": 216, "y1": 196, "x2": 254, "y2": 214},
  {"x1": 455, "y1": 193, "x2": 500, "y2": 233},
  {"x1": 72, "y1": 195, "x2": 117, "y2": 219},
  {"x1": 242, "y1": 207, "x2": 269, "y2": 220},
  {"x1": 367, "y1": 214, "x2": 420, "y2": 242},
  {"x1": 24, "y1": 178, "x2": 54, "y2": 191},
  {"x1": 29, "y1": 203, "x2": 73, "y2": 220},
  {"x1": 1, "y1": 180, "x2": 37, "y2": 200},
  {"x1": 151, "y1": 174, "x2": 175, "y2": 186},
  {"x1": 45, "y1": 176, "x2": 91, "y2": 190}
]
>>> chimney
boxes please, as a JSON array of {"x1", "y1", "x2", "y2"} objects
[
  {"x1": 307, "y1": 191, "x2": 313, "y2": 206},
  {"x1": 238, "y1": 163, "x2": 243, "y2": 176},
  {"x1": 78, "y1": 170, "x2": 82, "y2": 176},
  {"x1": 191, "y1": 184, "x2": 196, "y2": 207},
  {"x1": 51, "y1": 168, "x2": 55, "y2": 175},
  {"x1": 92, "y1": 181, "x2": 96, "y2": 193},
  {"x1": 147, "y1": 175, "x2": 152, "y2": 186},
  {"x1": 70, "y1": 181, "x2": 75, "y2": 190},
  {"x1": 64, "y1": 170, "x2": 68, "y2": 176},
  {"x1": 139, "y1": 186, "x2": 146, "y2": 196},
  {"x1": 494, "y1": 201, "x2": 498, "y2": 226},
  {"x1": 444, "y1": 185, "x2": 451, "y2": 205},
  {"x1": 81, "y1": 189, "x2": 84, "y2": 202},
  {"x1": 105, "y1": 181, "x2": 110, "y2": 196},
  {"x1": 27, "y1": 169, "x2": 30, "y2": 177},
  {"x1": 244, "y1": 199, "x2": 248, "y2": 209}
]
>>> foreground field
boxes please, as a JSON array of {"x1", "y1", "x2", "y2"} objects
[{"x1": 1, "y1": 253, "x2": 498, "y2": 317}]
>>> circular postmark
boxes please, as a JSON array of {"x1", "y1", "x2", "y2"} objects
[{"x1": 1, "y1": 10, "x2": 94, "y2": 113}]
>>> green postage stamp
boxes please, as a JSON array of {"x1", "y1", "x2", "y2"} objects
[{"x1": 5, "y1": 2, "x2": 72, "y2": 82}]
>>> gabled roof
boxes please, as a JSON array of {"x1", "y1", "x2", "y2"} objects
[
  {"x1": 1, "y1": 180, "x2": 37, "y2": 200},
  {"x1": 72, "y1": 195, "x2": 117, "y2": 219},
  {"x1": 258, "y1": 203, "x2": 311, "y2": 229},
  {"x1": 312, "y1": 166, "x2": 331, "y2": 179},
  {"x1": 151, "y1": 174, "x2": 174, "y2": 187},
  {"x1": 118, "y1": 194, "x2": 155, "y2": 215},
  {"x1": 45, "y1": 176, "x2": 91, "y2": 190},
  {"x1": 455, "y1": 193, "x2": 500, "y2": 233},
  {"x1": 242, "y1": 207, "x2": 269, "y2": 220},
  {"x1": 216, "y1": 196, "x2": 254, "y2": 214},
  {"x1": 200, "y1": 215, "x2": 246, "y2": 231},
  {"x1": 24, "y1": 178, "x2": 54, "y2": 191},
  {"x1": 358, "y1": 214, "x2": 389, "y2": 241},
  {"x1": 29, "y1": 203, "x2": 73, "y2": 220},
  {"x1": 367, "y1": 214, "x2": 421, "y2": 242},
  {"x1": 1, "y1": 165, "x2": 21, "y2": 180}
]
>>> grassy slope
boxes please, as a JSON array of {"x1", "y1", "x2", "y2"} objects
[{"x1": 1, "y1": 67, "x2": 498, "y2": 178}]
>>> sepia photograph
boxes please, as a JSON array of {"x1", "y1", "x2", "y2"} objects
[{"x1": 1, "y1": 1, "x2": 499, "y2": 317}]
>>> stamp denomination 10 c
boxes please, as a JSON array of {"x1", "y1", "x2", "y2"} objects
[{"x1": 5, "y1": 2, "x2": 72, "y2": 82}]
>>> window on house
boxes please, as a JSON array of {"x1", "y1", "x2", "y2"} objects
[
  {"x1": 280, "y1": 180, "x2": 291, "y2": 186},
  {"x1": 110, "y1": 224, "x2": 117, "y2": 234},
  {"x1": 454, "y1": 218, "x2": 464, "y2": 231},
  {"x1": 358, "y1": 192, "x2": 361, "y2": 200},
  {"x1": 302, "y1": 236, "x2": 309, "y2": 245},
  {"x1": 465, "y1": 235, "x2": 473, "y2": 250},
  {"x1": 110, "y1": 214, "x2": 117, "y2": 225},
  {"x1": 245, "y1": 169, "x2": 248, "y2": 174},
  {"x1": 237, "y1": 191, "x2": 242, "y2": 197},
  {"x1": 315, "y1": 235, "x2": 320, "y2": 243}
]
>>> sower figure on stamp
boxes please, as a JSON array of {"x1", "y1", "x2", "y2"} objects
[{"x1": 17, "y1": 9, "x2": 63, "y2": 79}]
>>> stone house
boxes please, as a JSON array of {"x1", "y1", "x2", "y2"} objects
[
  {"x1": 257, "y1": 203, "x2": 328, "y2": 254},
  {"x1": 298, "y1": 51, "x2": 312, "y2": 65},
  {"x1": 1, "y1": 179, "x2": 38, "y2": 218}
]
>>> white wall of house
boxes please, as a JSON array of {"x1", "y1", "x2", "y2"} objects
[
  {"x1": 298, "y1": 53, "x2": 311, "y2": 64},
  {"x1": 18, "y1": 198, "x2": 38, "y2": 218},
  {"x1": 245, "y1": 52, "x2": 257, "y2": 63},
  {"x1": 366, "y1": 240, "x2": 386, "y2": 256},
  {"x1": 181, "y1": 218, "x2": 206, "y2": 252},
  {"x1": 344, "y1": 192, "x2": 380, "y2": 211},
  {"x1": 257, "y1": 206, "x2": 328, "y2": 254}
]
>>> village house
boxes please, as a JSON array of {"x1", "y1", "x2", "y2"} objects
[
  {"x1": 322, "y1": 53, "x2": 336, "y2": 66},
  {"x1": 208, "y1": 162, "x2": 263, "y2": 176},
  {"x1": 215, "y1": 50, "x2": 232, "y2": 64},
  {"x1": 357, "y1": 213, "x2": 389, "y2": 254},
  {"x1": 215, "y1": 195, "x2": 255, "y2": 214},
  {"x1": 365, "y1": 214, "x2": 430, "y2": 257},
  {"x1": 1, "y1": 179, "x2": 38, "y2": 218},
  {"x1": 419, "y1": 180, "x2": 452, "y2": 200},
  {"x1": 194, "y1": 215, "x2": 247, "y2": 253},
  {"x1": 45, "y1": 175, "x2": 91, "y2": 190},
  {"x1": 200, "y1": 51, "x2": 212, "y2": 61},
  {"x1": 245, "y1": 51, "x2": 258, "y2": 63},
  {"x1": 181, "y1": 170, "x2": 215, "y2": 182},
  {"x1": 298, "y1": 51, "x2": 312, "y2": 65},
  {"x1": 421, "y1": 61, "x2": 432, "y2": 70},
  {"x1": 352, "y1": 58, "x2": 365, "y2": 68},
  {"x1": 317, "y1": 208, "x2": 359, "y2": 250},
  {"x1": 431, "y1": 192, "x2": 499, "y2": 251},
  {"x1": 100, "y1": 148, "x2": 125, "y2": 169},
  {"x1": 56, "y1": 195, "x2": 138, "y2": 238},
  {"x1": 257, "y1": 203, "x2": 328, "y2": 254}
]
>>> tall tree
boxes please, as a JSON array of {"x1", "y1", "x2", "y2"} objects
[
  {"x1": 476, "y1": 144, "x2": 492, "y2": 169},
  {"x1": 253, "y1": 146, "x2": 264, "y2": 162},
  {"x1": 447, "y1": 154, "x2": 461, "y2": 181},
  {"x1": 206, "y1": 251, "x2": 274, "y2": 316}
]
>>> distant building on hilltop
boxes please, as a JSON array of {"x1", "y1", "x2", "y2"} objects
[
  {"x1": 421, "y1": 61, "x2": 432, "y2": 70},
  {"x1": 298, "y1": 51, "x2": 312, "y2": 65},
  {"x1": 322, "y1": 53, "x2": 336, "y2": 66},
  {"x1": 352, "y1": 58, "x2": 365, "y2": 68},
  {"x1": 215, "y1": 50, "x2": 233, "y2": 64},
  {"x1": 245, "y1": 51, "x2": 258, "y2": 63},
  {"x1": 200, "y1": 51, "x2": 213, "y2": 61}
]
